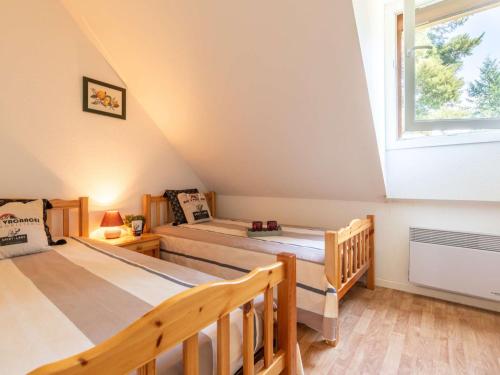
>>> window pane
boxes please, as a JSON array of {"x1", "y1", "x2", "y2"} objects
[{"x1": 414, "y1": 4, "x2": 500, "y2": 121}]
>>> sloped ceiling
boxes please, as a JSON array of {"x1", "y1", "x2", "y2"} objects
[{"x1": 63, "y1": 0, "x2": 385, "y2": 201}]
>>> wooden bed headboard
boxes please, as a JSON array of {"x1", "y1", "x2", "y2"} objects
[
  {"x1": 48, "y1": 197, "x2": 89, "y2": 237},
  {"x1": 142, "y1": 192, "x2": 216, "y2": 233}
]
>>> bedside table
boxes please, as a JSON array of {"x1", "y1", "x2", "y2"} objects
[{"x1": 101, "y1": 233, "x2": 161, "y2": 258}]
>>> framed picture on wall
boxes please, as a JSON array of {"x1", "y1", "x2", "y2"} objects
[{"x1": 83, "y1": 76, "x2": 126, "y2": 120}]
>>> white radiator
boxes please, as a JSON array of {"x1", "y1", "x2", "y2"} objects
[{"x1": 409, "y1": 227, "x2": 500, "y2": 302}]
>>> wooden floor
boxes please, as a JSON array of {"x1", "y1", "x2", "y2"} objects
[{"x1": 298, "y1": 286, "x2": 500, "y2": 374}]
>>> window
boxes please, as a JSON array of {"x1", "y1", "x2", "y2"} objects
[{"x1": 399, "y1": 0, "x2": 500, "y2": 136}]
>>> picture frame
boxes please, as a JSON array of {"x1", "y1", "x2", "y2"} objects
[
  {"x1": 131, "y1": 220, "x2": 143, "y2": 237},
  {"x1": 83, "y1": 76, "x2": 126, "y2": 120}
]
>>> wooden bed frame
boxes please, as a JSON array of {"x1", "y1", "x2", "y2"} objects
[
  {"x1": 30, "y1": 252, "x2": 297, "y2": 375},
  {"x1": 142, "y1": 191, "x2": 375, "y2": 346}
]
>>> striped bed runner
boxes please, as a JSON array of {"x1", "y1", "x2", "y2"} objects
[
  {"x1": 0, "y1": 237, "x2": 261, "y2": 374},
  {"x1": 153, "y1": 219, "x2": 338, "y2": 341}
]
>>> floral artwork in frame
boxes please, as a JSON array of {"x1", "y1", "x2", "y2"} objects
[{"x1": 83, "y1": 76, "x2": 126, "y2": 120}]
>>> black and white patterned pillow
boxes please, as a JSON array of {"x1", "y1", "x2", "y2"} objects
[
  {"x1": 0, "y1": 199, "x2": 64, "y2": 245},
  {"x1": 163, "y1": 189, "x2": 199, "y2": 224}
]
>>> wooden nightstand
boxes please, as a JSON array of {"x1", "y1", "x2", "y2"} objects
[{"x1": 101, "y1": 233, "x2": 161, "y2": 258}]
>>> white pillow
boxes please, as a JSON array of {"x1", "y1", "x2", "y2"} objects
[
  {"x1": 177, "y1": 193, "x2": 212, "y2": 224},
  {"x1": 0, "y1": 199, "x2": 51, "y2": 259}
]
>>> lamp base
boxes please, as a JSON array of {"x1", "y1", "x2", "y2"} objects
[{"x1": 104, "y1": 228, "x2": 121, "y2": 239}]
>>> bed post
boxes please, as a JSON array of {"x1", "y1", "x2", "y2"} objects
[
  {"x1": 324, "y1": 231, "x2": 340, "y2": 347},
  {"x1": 204, "y1": 191, "x2": 216, "y2": 218},
  {"x1": 324, "y1": 231, "x2": 341, "y2": 290},
  {"x1": 277, "y1": 253, "x2": 297, "y2": 375},
  {"x1": 366, "y1": 214, "x2": 376, "y2": 290},
  {"x1": 78, "y1": 197, "x2": 89, "y2": 237},
  {"x1": 142, "y1": 194, "x2": 152, "y2": 233}
]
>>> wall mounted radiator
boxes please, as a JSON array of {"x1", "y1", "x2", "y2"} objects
[{"x1": 409, "y1": 227, "x2": 500, "y2": 302}]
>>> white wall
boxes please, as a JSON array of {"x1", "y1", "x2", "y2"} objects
[
  {"x1": 63, "y1": 0, "x2": 386, "y2": 202},
  {"x1": 0, "y1": 0, "x2": 204, "y2": 232},
  {"x1": 386, "y1": 142, "x2": 500, "y2": 201},
  {"x1": 218, "y1": 194, "x2": 500, "y2": 312},
  {"x1": 352, "y1": 0, "x2": 387, "y2": 186}
]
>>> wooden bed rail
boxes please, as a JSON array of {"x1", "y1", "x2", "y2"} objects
[
  {"x1": 325, "y1": 214, "x2": 375, "y2": 299},
  {"x1": 48, "y1": 197, "x2": 89, "y2": 237},
  {"x1": 142, "y1": 192, "x2": 216, "y2": 232},
  {"x1": 29, "y1": 252, "x2": 297, "y2": 375}
]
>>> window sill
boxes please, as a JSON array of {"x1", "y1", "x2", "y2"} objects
[{"x1": 387, "y1": 130, "x2": 500, "y2": 150}]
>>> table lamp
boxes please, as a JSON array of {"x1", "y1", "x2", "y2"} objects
[{"x1": 101, "y1": 210, "x2": 124, "y2": 239}]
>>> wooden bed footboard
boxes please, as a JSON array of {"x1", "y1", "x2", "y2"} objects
[
  {"x1": 29, "y1": 253, "x2": 297, "y2": 375},
  {"x1": 142, "y1": 192, "x2": 216, "y2": 232},
  {"x1": 325, "y1": 215, "x2": 375, "y2": 299}
]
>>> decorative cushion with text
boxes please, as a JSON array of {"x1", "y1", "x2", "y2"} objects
[
  {"x1": 177, "y1": 193, "x2": 212, "y2": 224},
  {"x1": 0, "y1": 198, "x2": 56, "y2": 245},
  {"x1": 0, "y1": 199, "x2": 52, "y2": 259},
  {"x1": 163, "y1": 188, "x2": 199, "y2": 224}
]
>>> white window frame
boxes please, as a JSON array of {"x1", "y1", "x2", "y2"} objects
[
  {"x1": 385, "y1": 0, "x2": 500, "y2": 149},
  {"x1": 405, "y1": 0, "x2": 500, "y2": 132}
]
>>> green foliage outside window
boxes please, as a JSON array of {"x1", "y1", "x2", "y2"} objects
[{"x1": 414, "y1": 16, "x2": 500, "y2": 121}]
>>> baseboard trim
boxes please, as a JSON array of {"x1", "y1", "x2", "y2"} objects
[{"x1": 375, "y1": 278, "x2": 500, "y2": 313}]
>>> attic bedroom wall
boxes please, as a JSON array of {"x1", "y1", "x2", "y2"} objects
[
  {"x1": 352, "y1": 0, "x2": 387, "y2": 185},
  {"x1": 62, "y1": 0, "x2": 386, "y2": 201},
  {"x1": 0, "y1": 0, "x2": 205, "y2": 230}
]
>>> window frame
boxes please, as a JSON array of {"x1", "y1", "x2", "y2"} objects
[
  {"x1": 384, "y1": 0, "x2": 500, "y2": 150},
  {"x1": 401, "y1": 0, "x2": 500, "y2": 133}
]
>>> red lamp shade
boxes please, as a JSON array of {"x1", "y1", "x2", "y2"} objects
[{"x1": 100, "y1": 210, "x2": 124, "y2": 227}]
